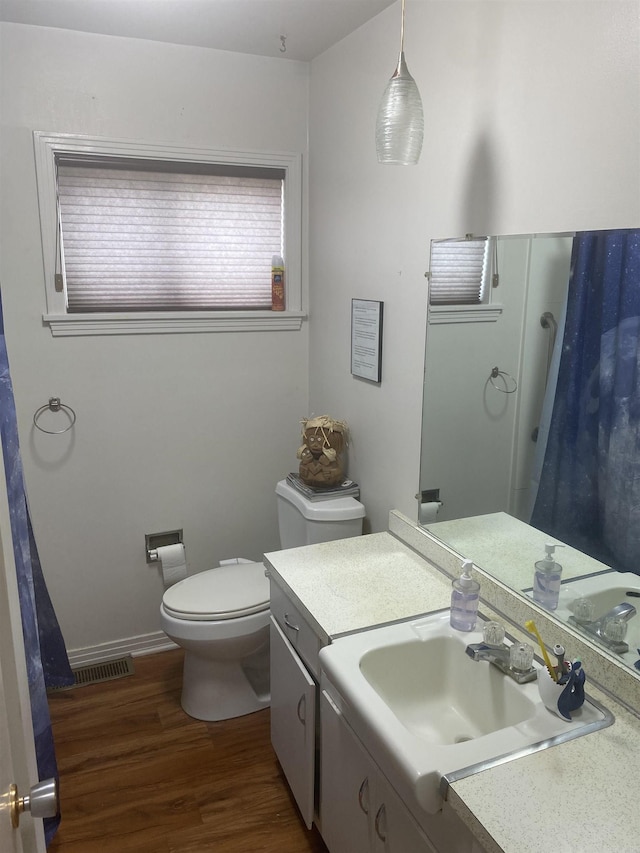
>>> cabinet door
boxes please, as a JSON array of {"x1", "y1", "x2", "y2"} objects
[
  {"x1": 373, "y1": 776, "x2": 438, "y2": 853},
  {"x1": 422, "y1": 802, "x2": 486, "y2": 853},
  {"x1": 270, "y1": 616, "x2": 316, "y2": 829},
  {"x1": 321, "y1": 683, "x2": 437, "y2": 853},
  {"x1": 319, "y1": 689, "x2": 372, "y2": 853}
]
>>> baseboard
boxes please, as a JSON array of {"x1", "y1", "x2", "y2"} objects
[{"x1": 67, "y1": 630, "x2": 178, "y2": 668}]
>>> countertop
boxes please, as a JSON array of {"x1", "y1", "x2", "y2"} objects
[
  {"x1": 265, "y1": 530, "x2": 640, "y2": 853},
  {"x1": 265, "y1": 531, "x2": 453, "y2": 638},
  {"x1": 426, "y1": 511, "x2": 611, "y2": 591}
]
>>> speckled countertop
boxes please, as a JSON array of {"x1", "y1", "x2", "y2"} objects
[
  {"x1": 265, "y1": 529, "x2": 640, "y2": 853},
  {"x1": 265, "y1": 531, "x2": 453, "y2": 637},
  {"x1": 427, "y1": 511, "x2": 611, "y2": 590},
  {"x1": 446, "y1": 692, "x2": 640, "y2": 853}
]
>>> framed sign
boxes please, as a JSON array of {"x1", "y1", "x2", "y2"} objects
[{"x1": 351, "y1": 299, "x2": 383, "y2": 383}]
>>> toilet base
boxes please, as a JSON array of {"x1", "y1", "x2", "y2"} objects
[{"x1": 180, "y1": 645, "x2": 270, "y2": 722}]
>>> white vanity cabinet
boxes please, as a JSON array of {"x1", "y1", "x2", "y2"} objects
[
  {"x1": 320, "y1": 687, "x2": 437, "y2": 853},
  {"x1": 265, "y1": 535, "x2": 484, "y2": 853},
  {"x1": 269, "y1": 572, "x2": 437, "y2": 851},
  {"x1": 268, "y1": 578, "x2": 326, "y2": 829},
  {"x1": 320, "y1": 672, "x2": 486, "y2": 853}
]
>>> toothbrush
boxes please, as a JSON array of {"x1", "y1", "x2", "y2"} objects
[{"x1": 525, "y1": 619, "x2": 558, "y2": 682}]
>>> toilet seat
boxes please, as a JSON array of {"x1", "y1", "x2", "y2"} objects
[{"x1": 162, "y1": 561, "x2": 269, "y2": 622}]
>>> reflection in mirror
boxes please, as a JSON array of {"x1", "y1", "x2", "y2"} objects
[{"x1": 419, "y1": 230, "x2": 640, "y2": 671}]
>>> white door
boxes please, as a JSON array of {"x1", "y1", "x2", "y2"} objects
[{"x1": 0, "y1": 444, "x2": 47, "y2": 853}]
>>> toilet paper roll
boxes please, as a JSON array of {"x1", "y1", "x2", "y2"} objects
[
  {"x1": 156, "y1": 543, "x2": 187, "y2": 588},
  {"x1": 419, "y1": 501, "x2": 442, "y2": 525}
]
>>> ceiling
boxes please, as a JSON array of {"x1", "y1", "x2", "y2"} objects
[{"x1": 0, "y1": 0, "x2": 396, "y2": 61}]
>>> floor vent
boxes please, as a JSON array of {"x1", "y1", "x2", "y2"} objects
[{"x1": 49, "y1": 655, "x2": 135, "y2": 691}]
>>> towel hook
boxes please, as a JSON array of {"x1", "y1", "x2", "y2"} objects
[
  {"x1": 33, "y1": 398, "x2": 77, "y2": 434},
  {"x1": 489, "y1": 367, "x2": 518, "y2": 394}
]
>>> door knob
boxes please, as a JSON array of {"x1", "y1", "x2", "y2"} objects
[{"x1": 9, "y1": 778, "x2": 59, "y2": 827}]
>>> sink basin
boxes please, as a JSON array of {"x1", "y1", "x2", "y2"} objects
[
  {"x1": 320, "y1": 610, "x2": 612, "y2": 816},
  {"x1": 555, "y1": 571, "x2": 640, "y2": 664},
  {"x1": 360, "y1": 635, "x2": 537, "y2": 746}
]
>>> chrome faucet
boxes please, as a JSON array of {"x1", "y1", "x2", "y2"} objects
[
  {"x1": 570, "y1": 601, "x2": 636, "y2": 654},
  {"x1": 465, "y1": 622, "x2": 537, "y2": 684}
]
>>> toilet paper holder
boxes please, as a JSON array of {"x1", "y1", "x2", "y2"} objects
[
  {"x1": 146, "y1": 529, "x2": 183, "y2": 563},
  {"x1": 416, "y1": 488, "x2": 442, "y2": 505}
]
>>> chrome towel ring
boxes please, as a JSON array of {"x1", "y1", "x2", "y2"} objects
[
  {"x1": 489, "y1": 367, "x2": 518, "y2": 394},
  {"x1": 33, "y1": 398, "x2": 77, "y2": 434}
]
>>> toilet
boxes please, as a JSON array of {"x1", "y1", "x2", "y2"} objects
[{"x1": 160, "y1": 478, "x2": 365, "y2": 721}]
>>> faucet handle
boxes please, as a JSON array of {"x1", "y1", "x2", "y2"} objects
[
  {"x1": 482, "y1": 621, "x2": 505, "y2": 647},
  {"x1": 572, "y1": 597, "x2": 595, "y2": 623},
  {"x1": 510, "y1": 642, "x2": 534, "y2": 673},
  {"x1": 603, "y1": 616, "x2": 628, "y2": 643}
]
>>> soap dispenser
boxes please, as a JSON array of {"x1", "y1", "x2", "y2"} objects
[
  {"x1": 532, "y1": 543, "x2": 563, "y2": 611},
  {"x1": 450, "y1": 559, "x2": 480, "y2": 632}
]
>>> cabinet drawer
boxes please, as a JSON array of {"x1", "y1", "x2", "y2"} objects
[{"x1": 270, "y1": 581, "x2": 323, "y2": 678}]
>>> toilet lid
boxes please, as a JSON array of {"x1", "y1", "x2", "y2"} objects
[{"x1": 163, "y1": 562, "x2": 270, "y2": 621}]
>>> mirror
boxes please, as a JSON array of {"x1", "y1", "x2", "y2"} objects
[{"x1": 419, "y1": 231, "x2": 640, "y2": 672}]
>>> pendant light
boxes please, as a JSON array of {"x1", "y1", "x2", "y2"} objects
[{"x1": 375, "y1": 0, "x2": 424, "y2": 165}]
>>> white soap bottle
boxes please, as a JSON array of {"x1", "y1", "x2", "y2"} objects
[
  {"x1": 532, "y1": 543, "x2": 563, "y2": 611},
  {"x1": 450, "y1": 560, "x2": 480, "y2": 632}
]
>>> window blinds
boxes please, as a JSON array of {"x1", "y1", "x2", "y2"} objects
[
  {"x1": 429, "y1": 238, "x2": 489, "y2": 305},
  {"x1": 56, "y1": 158, "x2": 285, "y2": 312}
]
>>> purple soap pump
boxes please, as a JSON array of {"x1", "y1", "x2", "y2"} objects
[
  {"x1": 532, "y1": 543, "x2": 564, "y2": 611},
  {"x1": 450, "y1": 559, "x2": 480, "y2": 632}
]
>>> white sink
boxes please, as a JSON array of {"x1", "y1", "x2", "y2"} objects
[
  {"x1": 320, "y1": 611, "x2": 612, "y2": 815},
  {"x1": 360, "y1": 635, "x2": 537, "y2": 745}
]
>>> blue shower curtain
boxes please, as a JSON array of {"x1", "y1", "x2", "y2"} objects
[
  {"x1": 531, "y1": 229, "x2": 640, "y2": 574},
  {"x1": 0, "y1": 293, "x2": 73, "y2": 845}
]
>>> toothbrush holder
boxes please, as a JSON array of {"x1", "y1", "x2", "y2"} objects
[{"x1": 537, "y1": 665, "x2": 585, "y2": 721}]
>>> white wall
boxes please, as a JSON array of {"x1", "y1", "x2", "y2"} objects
[
  {"x1": 0, "y1": 24, "x2": 310, "y2": 659},
  {"x1": 513, "y1": 235, "x2": 573, "y2": 519},
  {"x1": 308, "y1": 0, "x2": 640, "y2": 534},
  {"x1": 420, "y1": 237, "x2": 530, "y2": 522},
  {"x1": 419, "y1": 235, "x2": 573, "y2": 524},
  {"x1": 1, "y1": 2, "x2": 639, "y2": 662}
]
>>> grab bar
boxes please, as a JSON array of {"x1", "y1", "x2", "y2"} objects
[
  {"x1": 540, "y1": 311, "x2": 558, "y2": 389},
  {"x1": 531, "y1": 311, "x2": 559, "y2": 442}
]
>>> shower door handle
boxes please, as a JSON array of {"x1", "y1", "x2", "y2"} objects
[{"x1": 9, "y1": 778, "x2": 59, "y2": 827}]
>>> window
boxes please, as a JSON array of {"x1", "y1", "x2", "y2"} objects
[
  {"x1": 428, "y1": 237, "x2": 490, "y2": 305},
  {"x1": 34, "y1": 133, "x2": 303, "y2": 335},
  {"x1": 427, "y1": 236, "x2": 502, "y2": 325},
  {"x1": 57, "y1": 159, "x2": 285, "y2": 312}
]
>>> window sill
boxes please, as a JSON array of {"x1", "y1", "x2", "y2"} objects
[
  {"x1": 428, "y1": 304, "x2": 503, "y2": 325},
  {"x1": 43, "y1": 311, "x2": 307, "y2": 337}
]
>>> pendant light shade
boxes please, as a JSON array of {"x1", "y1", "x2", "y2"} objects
[{"x1": 375, "y1": 0, "x2": 424, "y2": 165}]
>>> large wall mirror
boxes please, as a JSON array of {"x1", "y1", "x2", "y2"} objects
[{"x1": 419, "y1": 229, "x2": 640, "y2": 675}]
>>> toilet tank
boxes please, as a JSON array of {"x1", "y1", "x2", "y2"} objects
[{"x1": 275, "y1": 479, "x2": 365, "y2": 547}]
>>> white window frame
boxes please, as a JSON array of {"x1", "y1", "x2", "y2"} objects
[{"x1": 33, "y1": 131, "x2": 305, "y2": 336}]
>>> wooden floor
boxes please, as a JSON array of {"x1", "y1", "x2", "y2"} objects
[{"x1": 48, "y1": 649, "x2": 328, "y2": 853}]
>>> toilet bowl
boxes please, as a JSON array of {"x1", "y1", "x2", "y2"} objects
[
  {"x1": 160, "y1": 560, "x2": 270, "y2": 721},
  {"x1": 161, "y1": 479, "x2": 365, "y2": 722}
]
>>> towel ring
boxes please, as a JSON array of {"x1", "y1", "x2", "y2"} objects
[
  {"x1": 489, "y1": 367, "x2": 518, "y2": 394},
  {"x1": 33, "y1": 398, "x2": 76, "y2": 434}
]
